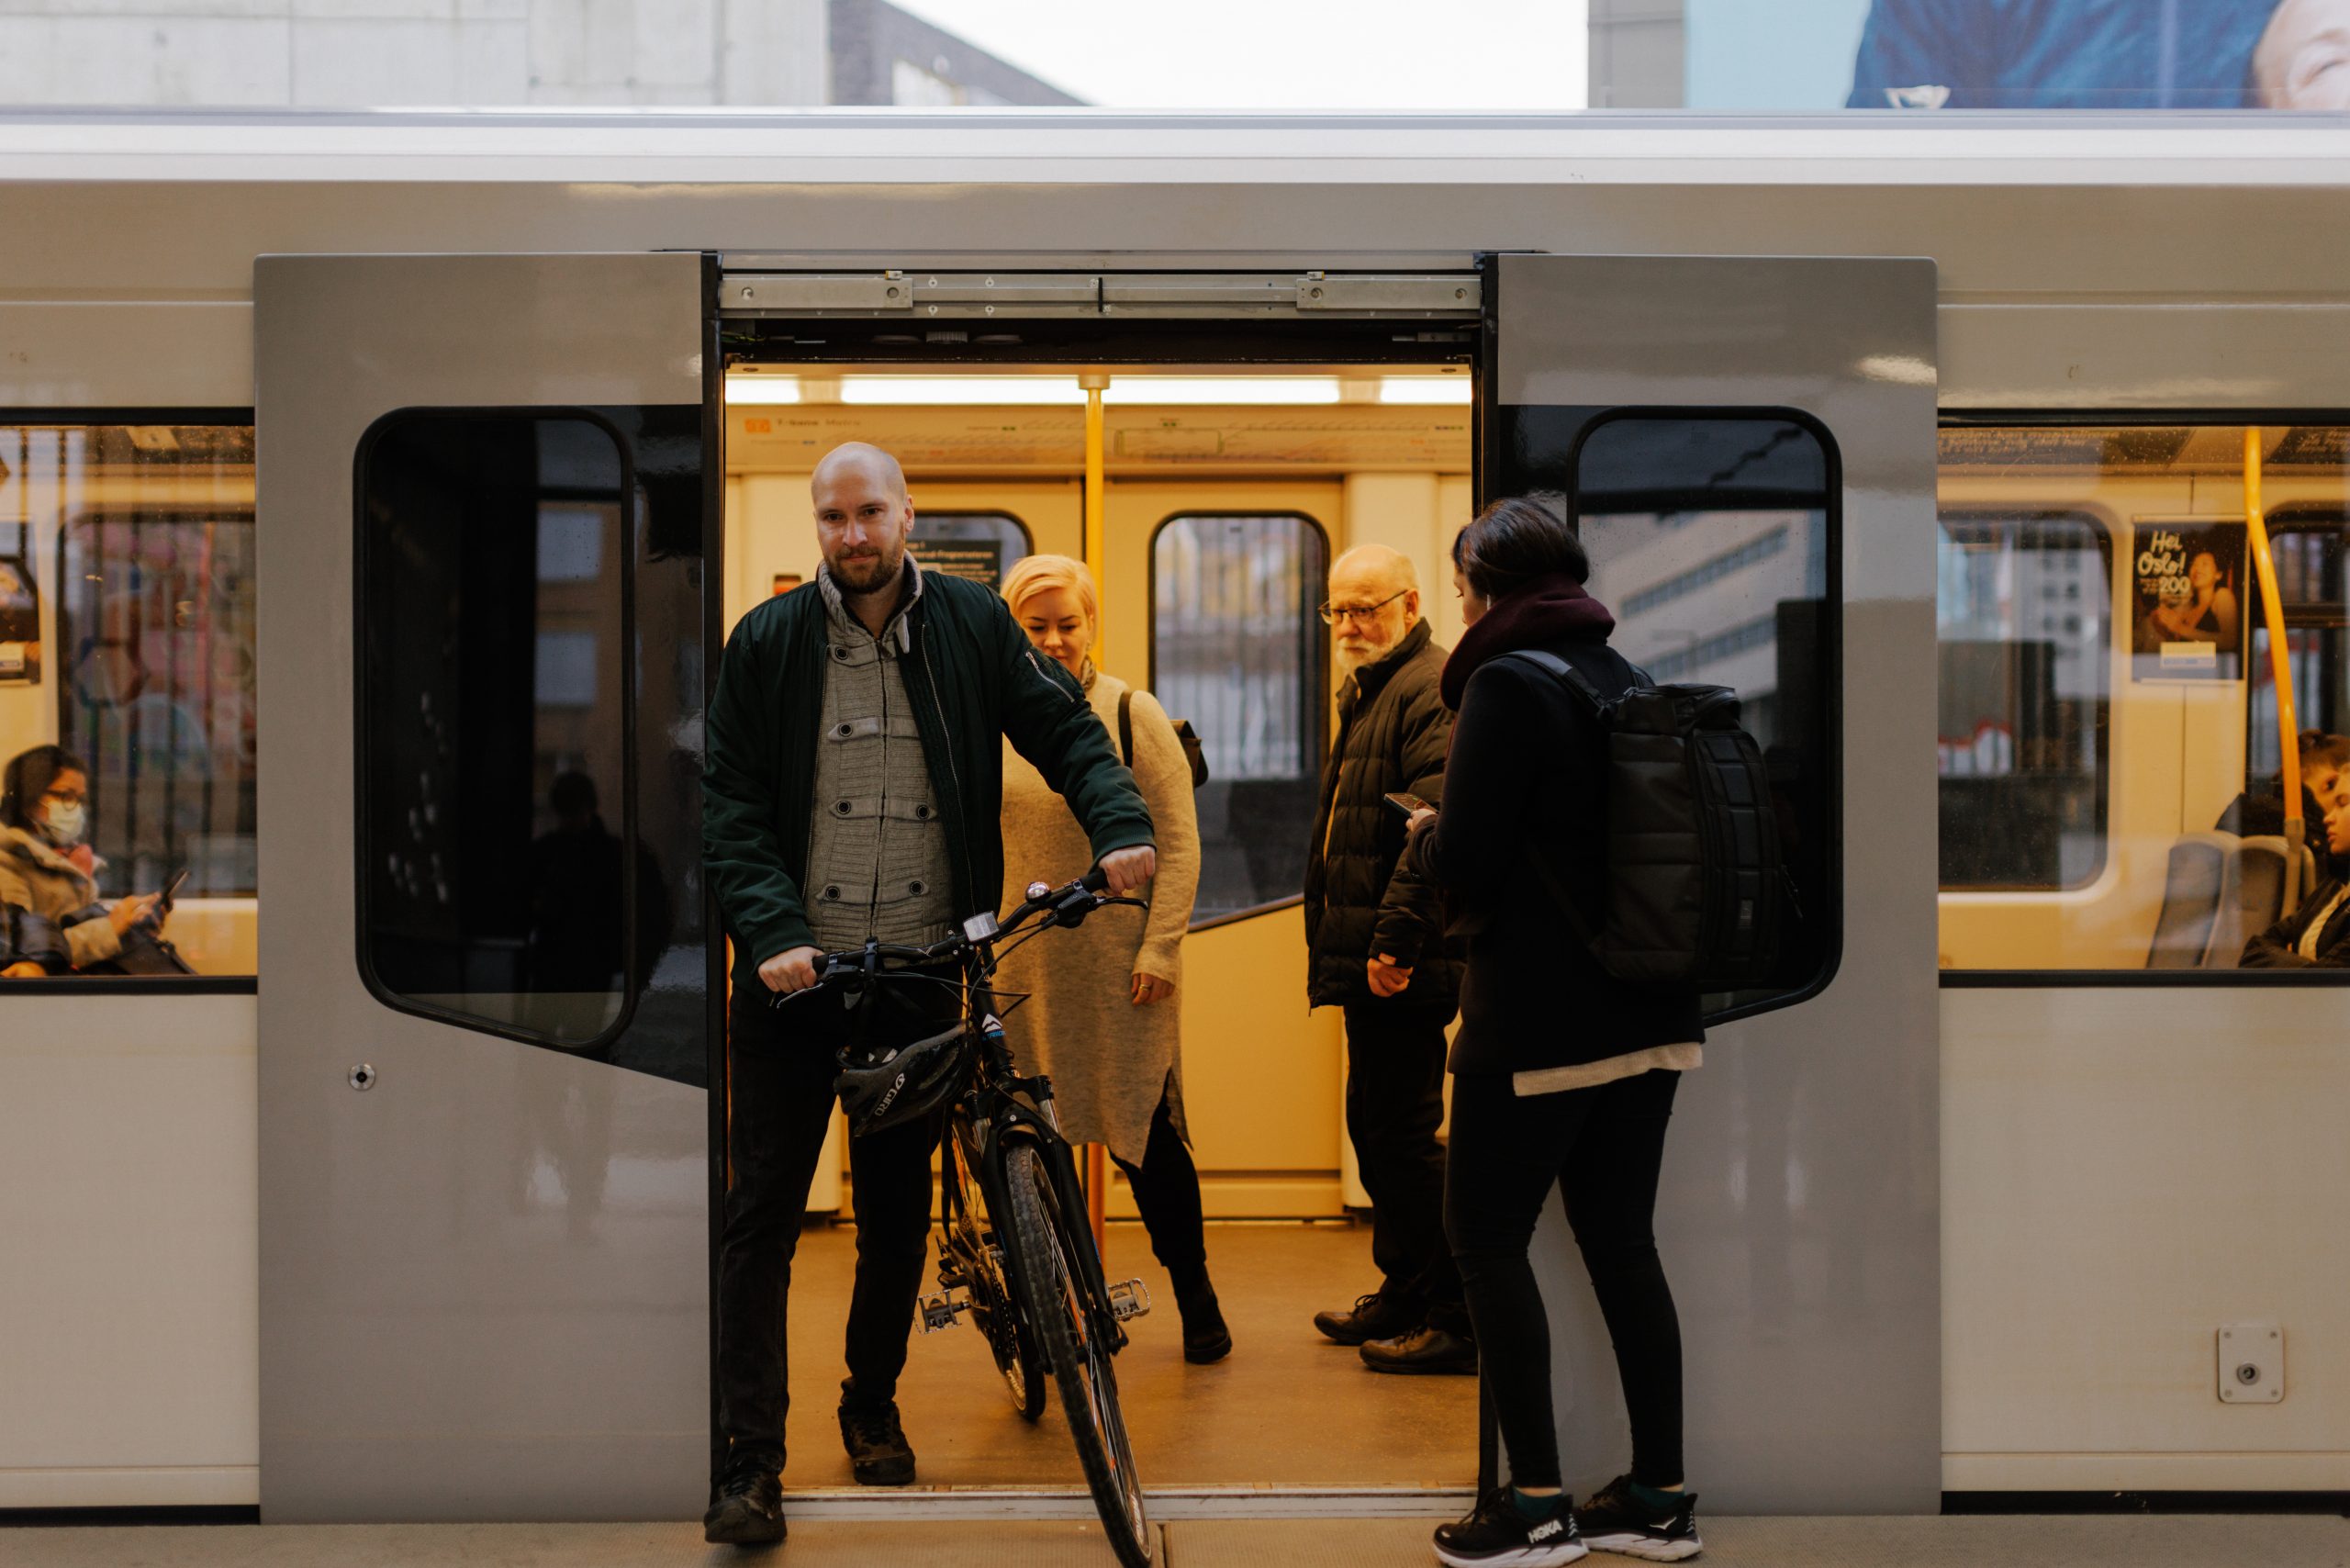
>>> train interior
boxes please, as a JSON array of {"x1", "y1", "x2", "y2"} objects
[{"x1": 720, "y1": 363, "x2": 1483, "y2": 1488}]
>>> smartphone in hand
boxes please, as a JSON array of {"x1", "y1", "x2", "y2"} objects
[
  {"x1": 158, "y1": 868, "x2": 189, "y2": 914},
  {"x1": 1382, "y1": 791, "x2": 1432, "y2": 819}
]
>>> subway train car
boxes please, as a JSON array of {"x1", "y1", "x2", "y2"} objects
[{"x1": 2, "y1": 110, "x2": 2347, "y2": 1527}]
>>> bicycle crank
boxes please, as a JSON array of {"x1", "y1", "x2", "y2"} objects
[{"x1": 1106, "y1": 1278, "x2": 1152, "y2": 1322}]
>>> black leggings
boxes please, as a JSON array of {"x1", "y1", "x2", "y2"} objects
[
  {"x1": 1445, "y1": 1068, "x2": 1684, "y2": 1492},
  {"x1": 1110, "y1": 1086, "x2": 1209, "y2": 1294}
]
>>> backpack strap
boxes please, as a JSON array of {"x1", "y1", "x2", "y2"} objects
[
  {"x1": 1117, "y1": 689, "x2": 1134, "y2": 768},
  {"x1": 1494, "y1": 647, "x2": 1610, "y2": 712}
]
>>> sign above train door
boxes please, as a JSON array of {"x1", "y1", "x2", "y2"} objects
[{"x1": 720, "y1": 269, "x2": 1483, "y2": 320}]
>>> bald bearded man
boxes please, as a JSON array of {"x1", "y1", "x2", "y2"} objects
[
  {"x1": 701, "y1": 442, "x2": 1155, "y2": 1542},
  {"x1": 1303, "y1": 544, "x2": 1472, "y2": 1374}
]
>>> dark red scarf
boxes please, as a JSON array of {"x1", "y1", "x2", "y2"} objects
[{"x1": 1438, "y1": 573, "x2": 1617, "y2": 711}]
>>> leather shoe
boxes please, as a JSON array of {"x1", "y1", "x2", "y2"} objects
[
  {"x1": 1360, "y1": 1324, "x2": 1478, "y2": 1375},
  {"x1": 1313, "y1": 1289, "x2": 1422, "y2": 1346},
  {"x1": 839, "y1": 1400, "x2": 916, "y2": 1485},
  {"x1": 702, "y1": 1450, "x2": 785, "y2": 1545},
  {"x1": 1177, "y1": 1279, "x2": 1234, "y2": 1364}
]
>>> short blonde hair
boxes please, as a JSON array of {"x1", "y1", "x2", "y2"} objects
[{"x1": 1001, "y1": 553, "x2": 1099, "y2": 628}]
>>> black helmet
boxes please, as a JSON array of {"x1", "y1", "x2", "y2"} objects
[{"x1": 834, "y1": 1021, "x2": 968, "y2": 1137}]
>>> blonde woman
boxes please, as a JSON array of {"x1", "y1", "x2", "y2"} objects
[{"x1": 994, "y1": 554, "x2": 1227, "y2": 1362}]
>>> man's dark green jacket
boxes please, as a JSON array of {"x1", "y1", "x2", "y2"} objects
[{"x1": 703, "y1": 566, "x2": 1154, "y2": 980}]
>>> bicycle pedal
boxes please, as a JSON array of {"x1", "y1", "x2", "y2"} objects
[
  {"x1": 1106, "y1": 1277, "x2": 1151, "y2": 1322},
  {"x1": 919, "y1": 1287, "x2": 972, "y2": 1333}
]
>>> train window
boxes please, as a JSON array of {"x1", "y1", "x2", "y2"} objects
[
  {"x1": 1937, "y1": 424, "x2": 2350, "y2": 975},
  {"x1": 1936, "y1": 511, "x2": 2112, "y2": 890},
  {"x1": 908, "y1": 511, "x2": 1030, "y2": 590},
  {"x1": 0, "y1": 420, "x2": 255, "y2": 981},
  {"x1": 1149, "y1": 512, "x2": 1329, "y2": 921},
  {"x1": 356, "y1": 411, "x2": 637, "y2": 1047},
  {"x1": 1575, "y1": 415, "x2": 1841, "y2": 1006}
]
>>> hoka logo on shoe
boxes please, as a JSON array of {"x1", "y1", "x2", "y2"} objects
[{"x1": 1528, "y1": 1519, "x2": 1563, "y2": 1541}]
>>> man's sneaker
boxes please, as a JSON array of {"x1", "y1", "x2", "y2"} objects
[
  {"x1": 1573, "y1": 1474, "x2": 1702, "y2": 1562},
  {"x1": 1360, "y1": 1323, "x2": 1478, "y2": 1375},
  {"x1": 701, "y1": 1450, "x2": 785, "y2": 1546},
  {"x1": 838, "y1": 1399, "x2": 916, "y2": 1485},
  {"x1": 1314, "y1": 1289, "x2": 1422, "y2": 1345},
  {"x1": 1433, "y1": 1485, "x2": 1586, "y2": 1567}
]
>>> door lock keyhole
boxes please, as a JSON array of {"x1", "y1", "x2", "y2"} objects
[{"x1": 349, "y1": 1063, "x2": 376, "y2": 1092}]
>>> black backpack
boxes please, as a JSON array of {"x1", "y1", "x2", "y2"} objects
[
  {"x1": 1498, "y1": 649, "x2": 1785, "y2": 991},
  {"x1": 1117, "y1": 689, "x2": 1210, "y2": 790}
]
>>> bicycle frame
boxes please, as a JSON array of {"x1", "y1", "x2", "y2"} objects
[{"x1": 943, "y1": 951, "x2": 1135, "y2": 1362}]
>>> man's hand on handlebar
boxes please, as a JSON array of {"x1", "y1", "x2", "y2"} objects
[
  {"x1": 758, "y1": 945, "x2": 822, "y2": 994},
  {"x1": 1096, "y1": 846, "x2": 1157, "y2": 897}
]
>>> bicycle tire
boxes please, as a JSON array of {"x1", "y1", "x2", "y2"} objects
[
  {"x1": 1002, "y1": 1141, "x2": 1152, "y2": 1568},
  {"x1": 946, "y1": 1129, "x2": 1046, "y2": 1420}
]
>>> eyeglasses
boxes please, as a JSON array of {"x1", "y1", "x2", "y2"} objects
[{"x1": 1317, "y1": 588, "x2": 1409, "y2": 626}]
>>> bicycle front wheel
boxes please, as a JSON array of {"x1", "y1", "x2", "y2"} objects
[
  {"x1": 1002, "y1": 1141, "x2": 1152, "y2": 1568},
  {"x1": 946, "y1": 1126, "x2": 1046, "y2": 1420}
]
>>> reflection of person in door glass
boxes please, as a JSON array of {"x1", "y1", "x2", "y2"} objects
[
  {"x1": 524, "y1": 771, "x2": 670, "y2": 995},
  {"x1": 1849, "y1": 0, "x2": 2278, "y2": 107}
]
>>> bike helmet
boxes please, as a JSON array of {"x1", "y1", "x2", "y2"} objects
[{"x1": 834, "y1": 1020, "x2": 969, "y2": 1137}]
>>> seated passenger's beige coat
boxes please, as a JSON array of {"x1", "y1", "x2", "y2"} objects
[
  {"x1": 995, "y1": 668, "x2": 1201, "y2": 1162},
  {"x1": 0, "y1": 824, "x2": 121, "y2": 969}
]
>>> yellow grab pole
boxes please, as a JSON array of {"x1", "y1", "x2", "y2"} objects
[
  {"x1": 1080, "y1": 371, "x2": 1109, "y2": 669},
  {"x1": 1079, "y1": 370, "x2": 1111, "y2": 1259},
  {"x1": 2244, "y1": 426, "x2": 2306, "y2": 908}
]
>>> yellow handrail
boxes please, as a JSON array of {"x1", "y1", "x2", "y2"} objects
[
  {"x1": 2244, "y1": 426, "x2": 2305, "y2": 907},
  {"x1": 1080, "y1": 372, "x2": 1109, "y2": 668}
]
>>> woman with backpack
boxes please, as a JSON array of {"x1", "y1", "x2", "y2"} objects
[
  {"x1": 993, "y1": 553, "x2": 1229, "y2": 1363},
  {"x1": 1404, "y1": 499, "x2": 1706, "y2": 1566}
]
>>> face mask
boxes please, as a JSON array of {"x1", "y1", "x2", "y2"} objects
[{"x1": 39, "y1": 801, "x2": 85, "y2": 848}]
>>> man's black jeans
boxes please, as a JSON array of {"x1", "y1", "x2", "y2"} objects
[
  {"x1": 1341, "y1": 999, "x2": 1466, "y2": 1328},
  {"x1": 715, "y1": 971, "x2": 959, "y2": 1472}
]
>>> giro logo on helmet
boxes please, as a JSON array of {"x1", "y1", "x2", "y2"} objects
[{"x1": 871, "y1": 1069, "x2": 910, "y2": 1120}]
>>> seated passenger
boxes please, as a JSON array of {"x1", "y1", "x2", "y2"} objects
[
  {"x1": 2218, "y1": 731, "x2": 2350, "y2": 881},
  {"x1": 0, "y1": 745, "x2": 166, "y2": 971},
  {"x1": 2241, "y1": 801, "x2": 2350, "y2": 967}
]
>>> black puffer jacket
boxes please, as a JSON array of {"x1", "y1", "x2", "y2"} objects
[{"x1": 1303, "y1": 619, "x2": 1458, "y2": 1009}]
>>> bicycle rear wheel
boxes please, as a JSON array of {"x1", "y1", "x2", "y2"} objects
[
  {"x1": 946, "y1": 1127, "x2": 1046, "y2": 1420},
  {"x1": 1002, "y1": 1141, "x2": 1152, "y2": 1568}
]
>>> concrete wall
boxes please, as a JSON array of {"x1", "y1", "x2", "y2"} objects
[{"x1": 0, "y1": 0, "x2": 813, "y2": 107}]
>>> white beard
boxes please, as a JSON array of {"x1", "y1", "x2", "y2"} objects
[{"x1": 1333, "y1": 637, "x2": 1391, "y2": 677}]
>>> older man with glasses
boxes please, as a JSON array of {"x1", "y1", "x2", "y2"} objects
[{"x1": 1301, "y1": 543, "x2": 1473, "y2": 1375}]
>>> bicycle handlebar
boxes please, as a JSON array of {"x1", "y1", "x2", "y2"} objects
[{"x1": 777, "y1": 868, "x2": 1137, "y2": 1002}]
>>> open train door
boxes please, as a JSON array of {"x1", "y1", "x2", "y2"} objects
[
  {"x1": 1480, "y1": 255, "x2": 1942, "y2": 1508},
  {"x1": 253, "y1": 254, "x2": 718, "y2": 1519}
]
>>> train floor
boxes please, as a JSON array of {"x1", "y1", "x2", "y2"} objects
[
  {"x1": 784, "y1": 1216, "x2": 1478, "y2": 1489},
  {"x1": 9, "y1": 1514, "x2": 2349, "y2": 1566}
]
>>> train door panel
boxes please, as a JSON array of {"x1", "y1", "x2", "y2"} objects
[
  {"x1": 1102, "y1": 480, "x2": 1346, "y2": 1218},
  {"x1": 1483, "y1": 253, "x2": 1942, "y2": 1508},
  {"x1": 253, "y1": 253, "x2": 714, "y2": 1521}
]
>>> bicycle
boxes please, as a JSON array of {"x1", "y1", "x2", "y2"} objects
[{"x1": 788, "y1": 868, "x2": 1156, "y2": 1567}]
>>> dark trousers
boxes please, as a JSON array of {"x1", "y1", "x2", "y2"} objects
[
  {"x1": 714, "y1": 976, "x2": 958, "y2": 1471},
  {"x1": 1341, "y1": 1000, "x2": 1464, "y2": 1326},
  {"x1": 1110, "y1": 1088, "x2": 1209, "y2": 1294},
  {"x1": 1446, "y1": 1068, "x2": 1684, "y2": 1492}
]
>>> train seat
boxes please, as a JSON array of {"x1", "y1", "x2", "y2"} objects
[
  {"x1": 2144, "y1": 833, "x2": 2232, "y2": 969},
  {"x1": 2145, "y1": 832, "x2": 2311, "y2": 970}
]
